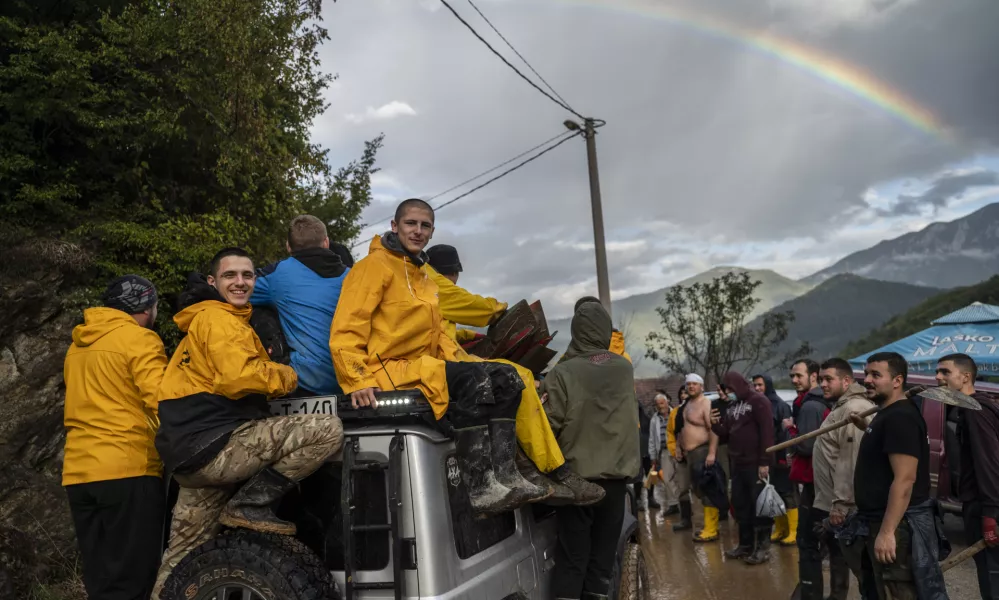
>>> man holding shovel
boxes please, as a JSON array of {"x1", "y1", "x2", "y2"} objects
[
  {"x1": 849, "y1": 352, "x2": 943, "y2": 600},
  {"x1": 939, "y1": 353, "x2": 999, "y2": 600}
]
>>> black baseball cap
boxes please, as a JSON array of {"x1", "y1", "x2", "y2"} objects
[{"x1": 426, "y1": 244, "x2": 462, "y2": 275}]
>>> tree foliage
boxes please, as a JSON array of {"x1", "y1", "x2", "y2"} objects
[
  {"x1": 1, "y1": 0, "x2": 380, "y2": 319},
  {"x1": 645, "y1": 271, "x2": 811, "y2": 383}
]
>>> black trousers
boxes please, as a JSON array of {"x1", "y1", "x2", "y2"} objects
[
  {"x1": 964, "y1": 501, "x2": 999, "y2": 600},
  {"x1": 66, "y1": 476, "x2": 165, "y2": 600},
  {"x1": 731, "y1": 467, "x2": 773, "y2": 545},
  {"x1": 553, "y1": 479, "x2": 627, "y2": 599},
  {"x1": 444, "y1": 361, "x2": 520, "y2": 428}
]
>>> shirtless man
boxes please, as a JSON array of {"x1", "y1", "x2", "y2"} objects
[{"x1": 673, "y1": 373, "x2": 721, "y2": 542}]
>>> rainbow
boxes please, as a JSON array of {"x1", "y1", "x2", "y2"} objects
[{"x1": 558, "y1": 0, "x2": 951, "y2": 141}]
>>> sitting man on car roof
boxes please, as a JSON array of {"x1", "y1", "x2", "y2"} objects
[
  {"x1": 330, "y1": 199, "x2": 602, "y2": 516},
  {"x1": 424, "y1": 243, "x2": 603, "y2": 504},
  {"x1": 250, "y1": 214, "x2": 349, "y2": 397},
  {"x1": 153, "y1": 248, "x2": 343, "y2": 599}
]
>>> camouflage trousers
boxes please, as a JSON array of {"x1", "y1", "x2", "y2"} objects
[{"x1": 152, "y1": 414, "x2": 342, "y2": 599}]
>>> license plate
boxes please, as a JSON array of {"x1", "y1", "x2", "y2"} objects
[{"x1": 269, "y1": 397, "x2": 339, "y2": 417}]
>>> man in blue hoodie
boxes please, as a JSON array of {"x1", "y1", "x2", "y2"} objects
[{"x1": 251, "y1": 215, "x2": 349, "y2": 397}]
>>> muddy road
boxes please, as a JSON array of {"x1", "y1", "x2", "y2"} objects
[{"x1": 639, "y1": 502, "x2": 984, "y2": 599}]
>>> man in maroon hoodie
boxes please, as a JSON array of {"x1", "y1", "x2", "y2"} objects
[{"x1": 711, "y1": 372, "x2": 775, "y2": 565}]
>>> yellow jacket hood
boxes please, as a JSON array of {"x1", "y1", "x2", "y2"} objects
[
  {"x1": 72, "y1": 307, "x2": 138, "y2": 347},
  {"x1": 609, "y1": 330, "x2": 632, "y2": 363},
  {"x1": 173, "y1": 299, "x2": 252, "y2": 333}
]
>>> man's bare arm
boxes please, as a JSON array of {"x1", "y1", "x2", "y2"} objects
[{"x1": 875, "y1": 453, "x2": 917, "y2": 563}]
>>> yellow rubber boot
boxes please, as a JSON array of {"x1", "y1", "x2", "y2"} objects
[
  {"x1": 771, "y1": 515, "x2": 788, "y2": 542},
  {"x1": 780, "y1": 508, "x2": 798, "y2": 546},
  {"x1": 693, "y1": 506, "x2": 720, "y2": 543}
]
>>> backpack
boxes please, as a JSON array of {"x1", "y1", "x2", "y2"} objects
[{"x1": 250, "y1": 306, "x2": 291, "y2": 365}]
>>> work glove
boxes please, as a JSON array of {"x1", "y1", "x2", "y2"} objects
[{"x1": 984, "y1": 517, "x2": 999, "y2": 547}]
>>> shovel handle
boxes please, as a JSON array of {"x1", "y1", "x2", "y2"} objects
[
  {"x1": 766, "y1": 406, "x2": 879, "y2": 454},
  {"x1": 940, "y1": 539, "x2": 987, "y2": 573}
]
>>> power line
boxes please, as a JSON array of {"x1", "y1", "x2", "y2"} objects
[
  {"x1": 438, "y1": 0, "x2": 585, "y2": 121},
  {"x1": 463, "y1": 0, "x2": 573, "y2": 110},
  {"x1": 351, "y1": 130, "x2": 582, "y2": 248}
]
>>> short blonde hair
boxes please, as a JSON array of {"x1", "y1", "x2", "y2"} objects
[{"x1": 288, "y1": 215, "x2": 328, "y2": 251}]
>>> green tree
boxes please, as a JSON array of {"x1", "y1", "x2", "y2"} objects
[
  {"x1": 1, "y1": 0, "x2": 380, "y2": 343},
  {"x1": 645, "y1": 271, "x2": 811, "y2": 383}
]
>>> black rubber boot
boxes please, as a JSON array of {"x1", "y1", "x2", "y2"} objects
[
  {"x1": 662, "y1": 504, "x2": 679, "y2": 516},
  {"x1": 725, "y1": 522, "x2": 754, "y2": 560},
  {"x1": 634, "y1": 482, "x2": 646, "y2": 512},
  {"x1": 218, "y1": 467, "x2": 299, "y2": 535},
  {"x1": 743, "y1": 527, "x2": 772, "y2": 565},
  {"x1": 647, "y1": 488, "x2": 661, "y2": 509},
  {"x1": 454, "y1": 425, "x2": 519, "y2": 516},
  {"x1": 672, "y1": 499, "x2": 693, "y2": 531},
  {"x1": 551, "y1": 465, "x2": 605, "y2": 506},
  {"x1": 489, "y1": 419, "x2": 552, "y2": 506},
  {"x1": 516, "y1": 449, "x2": 570, "y2": 504}
]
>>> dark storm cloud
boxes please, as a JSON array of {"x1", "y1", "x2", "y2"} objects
[
  {"x1": 877, "y1": 170, "x2": 999, "y2": 217},
  {"x1": 312, "y1": 0, "x2": 999, "y2": 313}
]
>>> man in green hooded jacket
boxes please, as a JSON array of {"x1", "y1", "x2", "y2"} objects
[{"x1": 541, "y1": 301, "x2": 640, "y2": 600}]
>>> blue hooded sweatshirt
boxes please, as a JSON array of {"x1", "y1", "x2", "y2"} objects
[{"x1": 251, "y1": 248, "x2": 348, "y2": 395}]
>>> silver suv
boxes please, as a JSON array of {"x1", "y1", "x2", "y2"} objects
[{"x1": 160, "y1": 391, "x2": 649, "y2": 600}]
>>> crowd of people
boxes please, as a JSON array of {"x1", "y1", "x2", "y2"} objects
[
  {"x1": 642, "y1": 353, "x2": 999, "y2": 600},
  {"x1": 60, "y1": 199, "x2": 642, "y2": 600}
]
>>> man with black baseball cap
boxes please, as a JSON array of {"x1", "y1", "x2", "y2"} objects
[{"x1": 63, "y1": 274, "x2": 169, "y2": 600}]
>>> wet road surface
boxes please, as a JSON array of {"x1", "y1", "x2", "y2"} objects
[{"x1": 639, "y1": 501, "x2": 984, "y2": 600}]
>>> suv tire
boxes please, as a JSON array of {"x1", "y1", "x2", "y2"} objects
[
  {"x1": 617, "y1": 541, "x2": 649, "y2": 600},
  {"x1": 160, "y1": 529, "x2": 339, "y2": 600}
]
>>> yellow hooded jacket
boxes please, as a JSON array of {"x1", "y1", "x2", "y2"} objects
[
  {"x1": 667, "y1": 406, "x2": 680, "y2": 458},
  {"x1": 156, "y1": 299, "x2": 297, "y2": 473},
  {"x1": 428, "y1": 267, "x2": 507, "y2": 344},
  {"x1": 330, "y1": 235, "x2": 463, "y2": 418},
  {"x1": 609, "y1": 330, "x2": 632, "y2": 363},
  {"x1": 62, "y1": 308, "x2": 168, "y2": 486},
  {"x1": 429, "y1": 268, "x2": 564, "y2": 472}
]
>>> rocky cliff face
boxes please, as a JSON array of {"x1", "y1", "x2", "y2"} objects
[
  {"x1": 804, "y1": 202, "x2": 999, "y2": 288},
  {"x1": 0, "y1": 240, "x2": 92, "y2": 597}
]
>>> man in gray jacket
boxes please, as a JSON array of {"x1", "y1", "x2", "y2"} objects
[
  {"x1": 542, "y1": 301, "x2": 640, "y2": 600},
  {"x1": 812, "y1": 358, "x2": 877, "y2": 600}
]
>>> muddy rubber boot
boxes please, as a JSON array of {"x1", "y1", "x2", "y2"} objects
[
  {"x1": 725, "y1": 522, "x2": 755, "y2": 560},
  {"x1": 780, "y1": 508, "x2": 799, "y2": 546},
  {"x1": 771, "y1": 514, "x2": 789, "y2": 542},
  {"x1": 672, "y1": 499, "x2": 693, "y2": 531},
  {"x1": 516, "y1": 449, "x2": 571, "y2": 505},
  {"x1": 551, "y1": 465, "x2": 605, "y2": 506},
  {"x1": 647, "y1": 488, "x2": 661, "y2": 509},
  {"x1": 743, "y1": 527, "x2": 772, "y2": 565},
  {"x1": 693, "y1": 506, "x2": 720, "y2": 543},
  {"x1": 218, "y1": 467, "x2": 298, "y2": 535},
  {"x1": 455, "y1": 425, "x2": 519, "y2": 516},
  {"x1": 489, "y1": 419, "x2": 552, "y2": 505},
  {"x1": 662, "y1": 503, "x2": 679, "y2": 516}
]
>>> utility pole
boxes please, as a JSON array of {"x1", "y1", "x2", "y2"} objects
[{"x1": 565, "y1": 118, "x2": 612, "y2": 318}]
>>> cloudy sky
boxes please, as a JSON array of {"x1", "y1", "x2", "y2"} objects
[{"x1": 312, "y1": 0, "x2": 999, "y2": 318}]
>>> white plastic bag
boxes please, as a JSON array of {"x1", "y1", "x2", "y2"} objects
[{"x1": 756, "y1": 477, "x2": 786, "y2": 518}]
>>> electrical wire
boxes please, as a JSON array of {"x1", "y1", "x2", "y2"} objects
[
  {"x1": 463, "y1": 0, "x2": 573, "y2": 111},
  {"x1": 438, "y1": 0, "x2": 586, "y2": 121},
  {"x1": 351, "y1": 130, "x2": 582, "y2": 248}
]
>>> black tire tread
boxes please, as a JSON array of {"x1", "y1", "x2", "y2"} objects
[
  {"x1": 618, "y1": 542, "x2": 649, "y2": 600},
  {"x1": 162, "y1": 529, "x2": 339, "y2": 600}
]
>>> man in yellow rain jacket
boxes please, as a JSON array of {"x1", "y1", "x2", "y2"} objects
[
  {"x1": 63, "y1": 275, "x2": 167, "y2": 600},
  {"x1": 425, "y1": 245, "x2": 570, "y2": 478},
  {"x1": 332, "y1": 199, "x2": 589, "y2": 516},
  {"x1": 153, "y1": 248, "x2": 343, "y2": 599},
  {"x1": 420, "y1": 242, "x2": 605, "y2": 505}
]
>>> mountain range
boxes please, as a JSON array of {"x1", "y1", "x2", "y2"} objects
[
  {"x1": 541, "y1": 202, "x2": 999, "y2": 377},
  {"x1": 803, "y1": 202, "x2": 999, "y2": 288}
]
